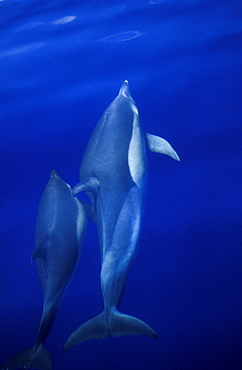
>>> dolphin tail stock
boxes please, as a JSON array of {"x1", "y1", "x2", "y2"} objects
[
  {"x1": 0, "y1": 344, "x2": 51, "y2": 370},
  {"x1": 64, "y1": 308, "x2": 157, "y2": 350}
]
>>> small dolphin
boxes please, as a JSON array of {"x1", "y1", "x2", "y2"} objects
[
  {"x1": 64, "y1": 81, "x2": 179, "y2": 349},
  {"x1": 1, "y1": 170, "x2": 87, "y2": 370}
]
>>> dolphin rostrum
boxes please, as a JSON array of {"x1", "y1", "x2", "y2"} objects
[
  {"x1": 64, "y1": 80, "x2": 179, "y2": 349},
  {"x1": 1, "y1": 170, "x2": 87, "y2": 370}
]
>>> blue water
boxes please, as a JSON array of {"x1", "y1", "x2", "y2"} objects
[{"x1": 0, "y1": 1, "x2": 241, "y2": 369}]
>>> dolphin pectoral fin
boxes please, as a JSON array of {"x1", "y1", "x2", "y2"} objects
[
  {"x1": 146, "y1": 132, "x2": 180, "y2": 161},
  {"x1": 64, "y1": 312, "x2": 108, "y2": 350},
  {"x1": 31, "y1": 236, "x2": 49, "y2": 262},
  {"x1": 0, "y1": 344, "x2": 51, "y2": 370},
  {"x1": 79, "y1": 199, "x2": 96, "y2": 224},
  {"x1": 72, "y1": 177, "x2": 100, "y2": 196},
  {"x1": 109, "y1": 308, "x2": 158, "y2": 339},
  {"x1": 72, "y1": 182, "x2": 86, "y2": 196},
  {"x1": 31, "y1": 236, "x2": 49, "y2": 278}
]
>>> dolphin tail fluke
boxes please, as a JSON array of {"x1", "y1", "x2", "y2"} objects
[
  {"x1": 109, "y1": 308, "x2": 158, "y2": 339},
  {"x1": 0, "y1": 344, "x2": 51, "y2": 370},
  {"x1": 64, "y1": 309, "x2": 157, "y2": 350},
  {"x1": 64, "y1": 311, "x2": 109, "y2": 350}
]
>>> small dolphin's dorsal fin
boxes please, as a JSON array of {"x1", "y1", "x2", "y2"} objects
[
  {"x1": 30, "y1": 235, "x2": 49, "y2": 278},
  {"x1": 72, "y1": 177, "x2": 100, "y2": 196},
  {"x1": 146, "y1": 132, "x2": 180, "y2": 161}
]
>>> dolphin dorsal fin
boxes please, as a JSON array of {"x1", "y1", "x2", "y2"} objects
[{"x1": 146, "y1": 132, "x2": 180, "y2": 161}]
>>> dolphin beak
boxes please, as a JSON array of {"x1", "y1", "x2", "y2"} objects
[{"x1": 119, "y1": 80, "x2": 134, "y2": 103}]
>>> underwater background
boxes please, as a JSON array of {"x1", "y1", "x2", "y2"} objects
[{"x1": 0, "y1": 0, "x2": 241, "y2": 369}]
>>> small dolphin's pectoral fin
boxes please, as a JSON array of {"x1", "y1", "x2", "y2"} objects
[
  {"x1": 0, "y1": 344, "x2": 51, "y2": 370},
  {"x1": 31, "y1": 236, "x2": 49, "y2": 278},
  {"x1": 146, "y1": 132, "x2": 180, "y2": 161},
  {"x1": 72, "y1": 177, "x2": 100, "y2": 196}
]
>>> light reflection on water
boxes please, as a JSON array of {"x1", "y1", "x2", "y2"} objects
[{"x1": 99, "y1": 31, "x2": 144, "y2": 43}]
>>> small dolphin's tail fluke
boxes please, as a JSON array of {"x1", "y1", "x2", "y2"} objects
[
  {"x1": 0, "y1": 344, "x2": 51, "y2": 370},
  {"x1": 64, "y1": 308, "x2": 157, "y2": 350}
]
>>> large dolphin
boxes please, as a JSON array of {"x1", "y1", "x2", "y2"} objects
[
  {"x1": 64, "y1": 80, "x2": 179, "y2": 349},
  {"x1": 1, "y1": 170, "x2": 87, "y2": 370}
]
